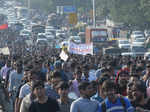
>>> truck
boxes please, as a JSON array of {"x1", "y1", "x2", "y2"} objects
[{"x1": 85, "y1": 26, "x2": 109, "y2": 53}]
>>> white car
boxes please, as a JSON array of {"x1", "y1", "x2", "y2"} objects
[
  {"x1": 46, "y1": 33, "x2": 55, "y2": 39},
  {"x1": 131, "y1": 31, "x2": 144, "y2": 39},
  {"x1": 45, "y1": 28, "x2": 56, "y2": 35},
  {"x1": 121, "y1": 52, "x2": 134, "y2": 57},
  {"x1": 132, "y1": 38, "x2": 145, "y2": 46},
  {"x1": 118, "y1": 40, "x2": 130, "y2": 49},
  {"x1": 20, "y1": 30, "x2": 31, "y2": 36},
  {"x1": 36, "y1": 38, "x2": 48, "y2": 46},
  {"x1": 38, "y1": 33, "x2": 46, "y2": 39},
  {"x1": 46, "y1": 25, "x2": 54, "y2": 29}
]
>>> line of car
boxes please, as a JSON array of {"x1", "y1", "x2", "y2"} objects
[{"x1": 118, "y1": 30, "x2": 150, "y2": 58}]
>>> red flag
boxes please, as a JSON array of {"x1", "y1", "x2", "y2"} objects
[{"x1": 0, "y1": 24, "x2": 8, "y2": 30}]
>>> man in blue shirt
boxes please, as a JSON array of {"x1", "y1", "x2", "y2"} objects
[
  {"x1": 92, "y1": 73, "x2": 110, "y2": 103},
  {"x1": 99, "y1": 80, "x2": 134, "y2": 112}
]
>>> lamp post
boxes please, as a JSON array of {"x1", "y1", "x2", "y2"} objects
[
  {"x1": 93, "y1": 0, "x2": 96, "y2": 27},
  {"x1": 28, "y1": 0, "x2": 30, "y2": 18}
]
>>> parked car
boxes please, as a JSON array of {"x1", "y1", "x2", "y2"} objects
[
  {"x1": 132, "y1": 38, "x2": 146, "y2": 46},
  {"x1": 36, "y1": 38, "x2": 48, "y2": 46},
  {"x1": 20, "y1": 30, "x2": 31, "y2": 36},
  {"x1": 118, "y1": 39, "x2": 130, "y2": 49},
  {"x1": 131, "y1": 31, "x2": 144, "y2": 39}
]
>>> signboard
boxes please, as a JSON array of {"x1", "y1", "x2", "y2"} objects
[
  {"x1": 68, "y1": 42, "x2": 93, "y2": 55},
  {"x1": 63, "y1": 6, "x2": 76, "y2": 13},
  {"x1": 0, "y1": 47, "x2": 10, "y2": 55},
  {"x1": 69, "y1": 13, "x2": 77, "y2": 25}
]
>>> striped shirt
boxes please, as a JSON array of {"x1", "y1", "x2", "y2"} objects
[{"x1": 99, "y1": 97, "x2": 134, "y2": 112}]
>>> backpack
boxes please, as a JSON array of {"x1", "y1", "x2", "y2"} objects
[{"x1": 101, "y1": 96, "x2": 127, "y2": 112}]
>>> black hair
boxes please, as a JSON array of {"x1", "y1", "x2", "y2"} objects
[
  {"x1": 30, "y1": 69, "x2": 45, "y2": 81},
  {"x1": 133, "y1": 80, "x2": 147, "y2": 98},
  {"x1": 32, "y1": 81, "x2": 44, "y2": 91},
  {"x1": 97, "y1": 73, "x2": 110, "y2": 85},
  {"x1": 75, "y1": 67, "x2": 82, "y2": 74},
  {"x1": 78, "y1": 81, "x2": 90, "y2": 91},
  {"x1": 127, "y1": 82, "x2": 134, "y2": 88},
  {"x1": 118, "y1": 70, "x2": 129, "y2": 76},
  {"x1": 56, "y1": 81, "x2": 69, "y2": 89},
  {"x1": 102, "y1": 80, "x2": 117, "y2": 91}
]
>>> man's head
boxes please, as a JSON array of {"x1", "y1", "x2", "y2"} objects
[
  {"x1": 16, "y1": 62, "x2": 23, "y2": 74},
  {"x1": 118, "y1": 70, "x2": 129, "y2": 88},
  {"x1": 97, "y1": 73, "x2": 110, "y2": 98},
  {"x1": 78, "y1": 81, "x2": 93, "y2": 98},
  {"x1": 127, "y1": 82, "x2": 134, "y2": 100},
  {"x1": 33, "y1": 59, "x2": 43, "y2": 70},
  {"x1": 28, "y1": 69, "x2": 42, "y2": 82},
  {"x1": 54, "y1": 60, "x2": 62, "y2": 70},
  {"x1": 102, "y1": 80, "x2": 117, "y2": 101},
  {"x1": 6, "y1": 60, "x2": 11, "y2": 67},
  {"x1": 132, "y1": 80, "x2": 146, "y2": 102},
  {"x1": 82, "y1": 65, "x2": 89, "y2": 79},
  {"x1": 135, "y1": 66, "x2": 143, "y2": 76},
  {"x1": 90, "y1": 81, "x2": 98, "y2": 96},
  {"x1": 74, "y1": 68, "x2": 82, "y2": 81},
  {"x1": 23, "y1": 66, "x2": 31, "y2": 82},
  {"x1": 32, "y1": 81, "x2": 45, "y2": 99},
  {"x1": 56, "y1": 81, "x2": 69, "y2": 98}
]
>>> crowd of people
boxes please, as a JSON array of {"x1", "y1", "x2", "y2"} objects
[{"x1": 0, "y1": 29, "x2": 150, "y2": 112}]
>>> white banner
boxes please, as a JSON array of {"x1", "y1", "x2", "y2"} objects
[
  {"x1": 0, "y1": 47, "x2": 10, "y2": 55},
  {"x1": 68, "y1": 42, "x2": 93, "y2": 55}
]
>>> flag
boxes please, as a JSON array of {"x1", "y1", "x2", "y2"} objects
[{"x1": 0, "y1": 24, "x2": 8, "y2": 30}]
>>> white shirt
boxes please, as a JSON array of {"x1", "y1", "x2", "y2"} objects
[{"x1": 19, "y1": 83, "x2": 31, "y2": 99}]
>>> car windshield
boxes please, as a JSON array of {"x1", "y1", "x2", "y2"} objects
[
  {"x1": 37, "y1": 40, "x2": 47, "y2": 45},
  {"x1": 120, "y1": 41, "x2": 129, "y2": 44},
  {"x1": 74, "y1": 38, "x2": 80, "y2": 40},
  {"x1": 38, "y1": 35, "x2": 46, "y2": 39},
  {"x1": 133, "y1": 31, "x2": 143, "y2": 35},
  {"x1": 134, "y1": 39, "x2": 145, "y2": 42}
]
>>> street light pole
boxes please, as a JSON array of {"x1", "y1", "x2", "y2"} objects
[
  {"x1": 93, "y1": 0, "x2": 96, "y2": 27},
  {"x1": 28, "y1": 0, "x2": 30, "y2": 18}
]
